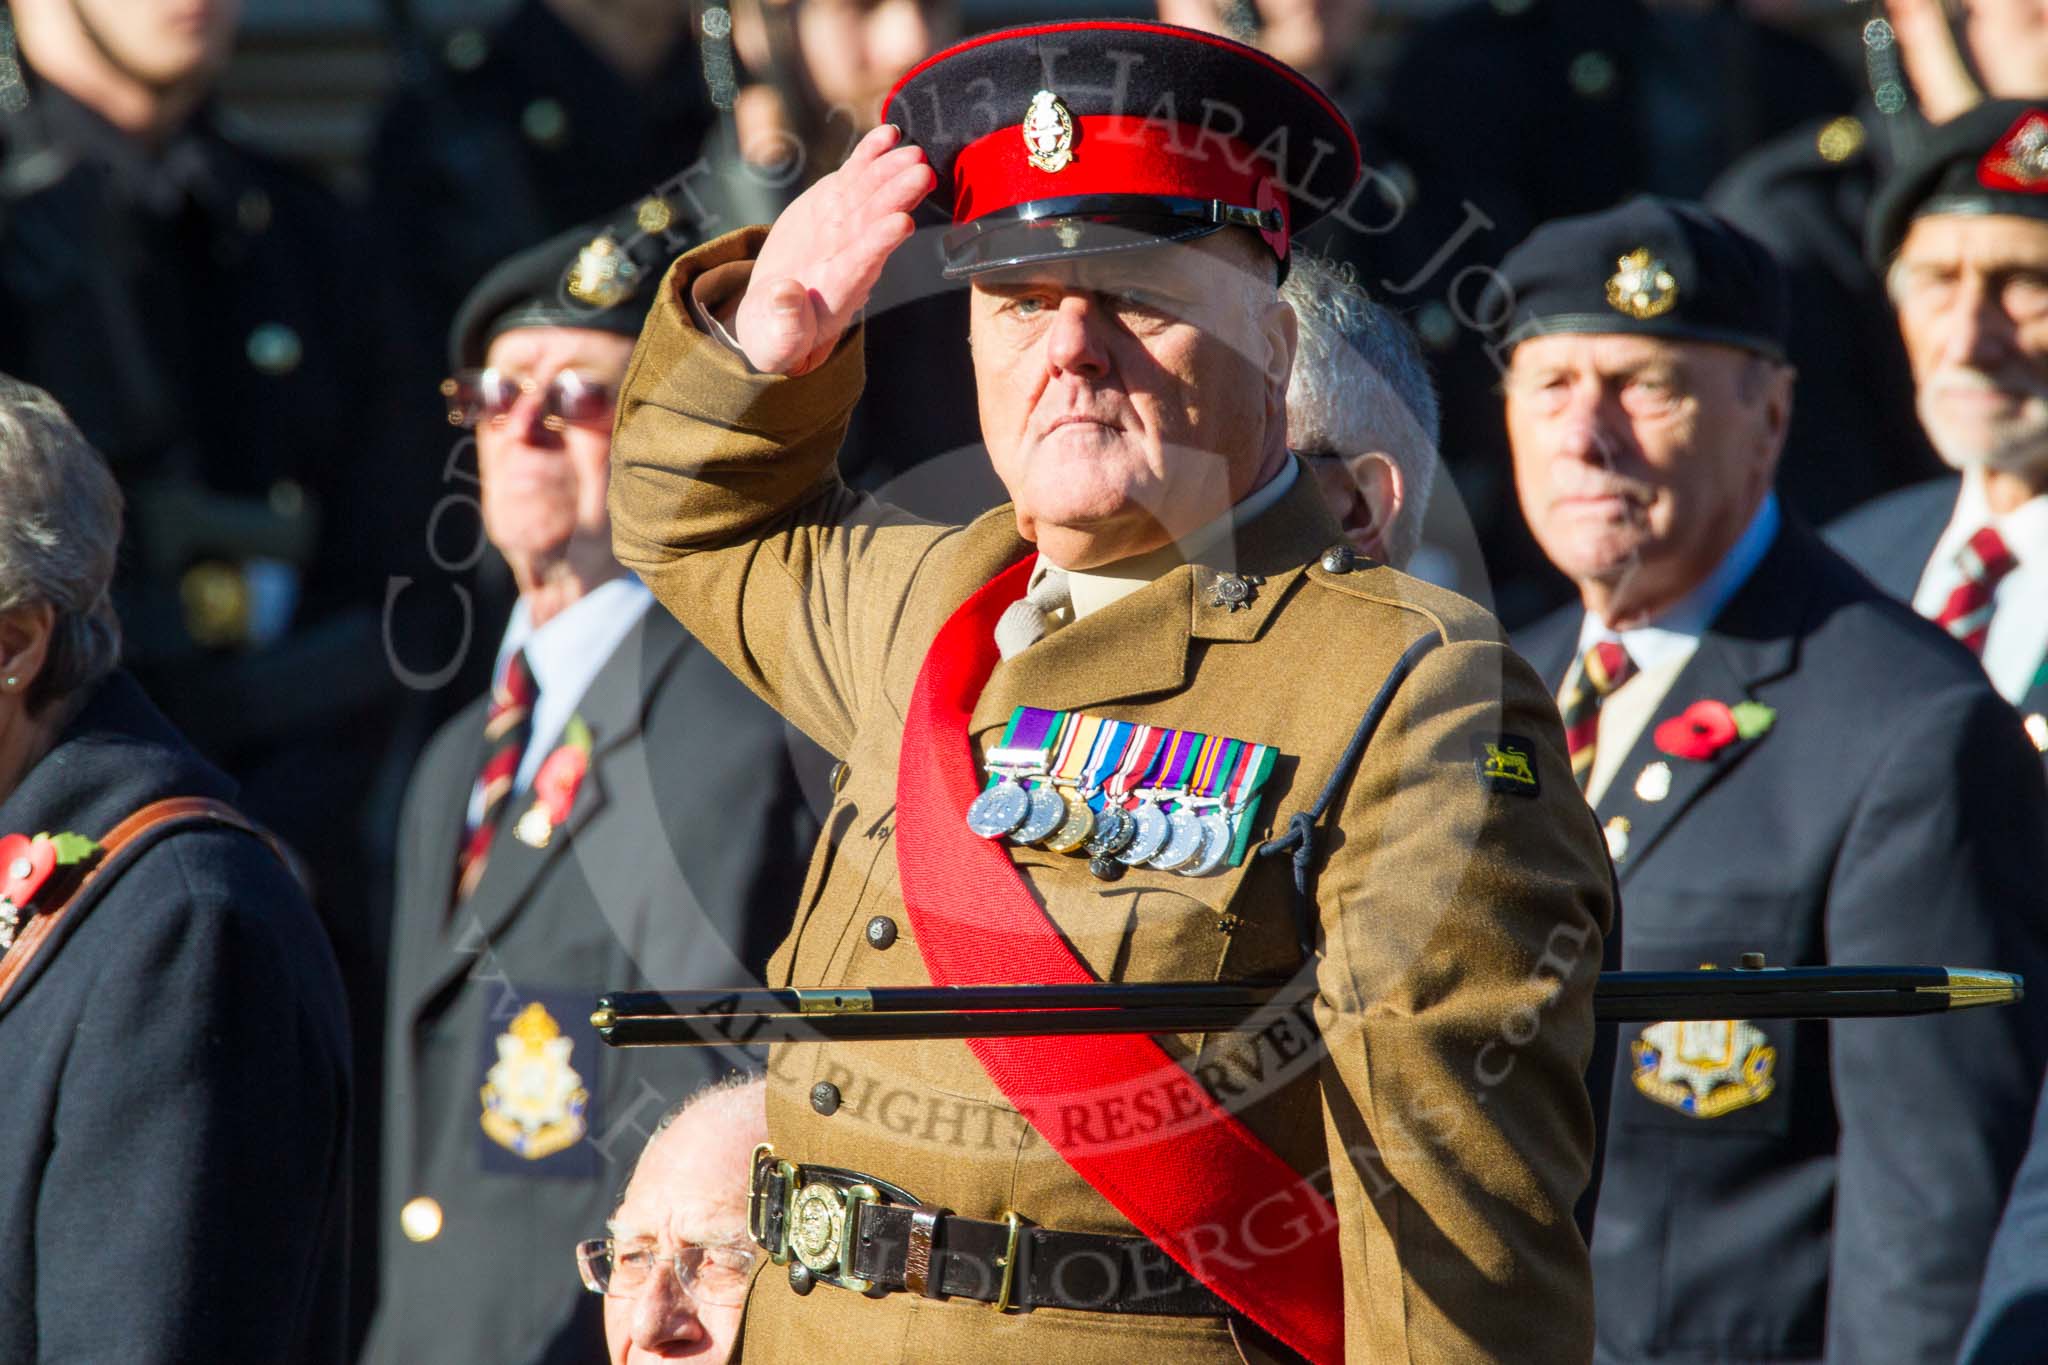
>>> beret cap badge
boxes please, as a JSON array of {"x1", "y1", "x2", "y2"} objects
[
  {"x1": 1979, "y1": 111, "x2": 2048, "y2": 190},
  {"x1": 565, "y1": 234, "x2": 637, "y2": 310},
  {"x1": 1023, "y1": 89, "x2": 1075, "y2": 174},
  {"x1": 1606, "y1": 247, "x2": 1679, "y2": 321}
]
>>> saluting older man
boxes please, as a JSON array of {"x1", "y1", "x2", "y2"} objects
[
  {"x1": 1501, "y1": 197, "x2": 2048, "y2": 1365},
  {"x1": 611, "y1": 22, "x2": 1614, "y2": 1364}
]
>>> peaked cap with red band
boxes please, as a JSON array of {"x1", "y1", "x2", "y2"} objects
[
  {"x1": 1868, "y1": 100, "x2": 2048, "y2": 266},
  {"x1": 881, "y1": 20, "x2": 1360, "y2": 279}
]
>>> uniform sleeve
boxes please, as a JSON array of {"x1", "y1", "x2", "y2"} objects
[
  {"x1": 1824, "y1": 685, "x2": 2048, "y2": 1364},
  {"x1": 608, "y1": 227, "x2": 957, "y2": 758},
  {"x1": 1312, "y1": 637, "x2": 1611, "y2": 1364},
  {"x1": 37, "y1": 836, "x2": 351, "y2": 1365}
]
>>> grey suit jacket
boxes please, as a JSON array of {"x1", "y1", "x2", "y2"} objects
[{"x1": 363, "y1": 603, "x2": 820, "y2": 1365}]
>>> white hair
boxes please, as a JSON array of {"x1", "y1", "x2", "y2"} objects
[
  {"x1": 0, "y1": 376, "x2": 123, "y2": 710},
  {"x1": 612, "y1": 1072, "x2": 766, "y2": 1215},
  {"x1": 1283, "y1": 254, "x2": 1442, "y2": 567}
]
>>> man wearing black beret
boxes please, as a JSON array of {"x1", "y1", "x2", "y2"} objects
[
  {"x1": 1831, "y1": 99, "x2": 2048, "y2": 766},
  {"x1": 1503, "y1": 196, "x2": 2048, "y2": 1364},
  {"x1": 362, "y1": 205, "x2": 820, "y2": 1365},
  {"x1": 610, "y1": 19, "x2": 1616, "y2": 1365}
]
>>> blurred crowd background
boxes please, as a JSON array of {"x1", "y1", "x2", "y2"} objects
[{"x1": 0, "y1": 0, "x2": 2002, "y2": 1355}]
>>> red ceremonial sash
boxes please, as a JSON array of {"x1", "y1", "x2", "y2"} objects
[{"x1": 893, "y1": 556, "x2": 1344, "y2": 1364}]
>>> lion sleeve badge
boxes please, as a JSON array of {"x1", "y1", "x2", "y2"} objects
[
  {"x1": 480, "y1": 1000, "x2": 591, "y2": 1161},
  {"x1": 1631, "y1": 1018, "x2": 1777, "y2": 1118}
]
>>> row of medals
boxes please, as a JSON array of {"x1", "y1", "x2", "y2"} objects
[{"x1": 966, "y1": 766, "x2": 1243, "y2": 881}]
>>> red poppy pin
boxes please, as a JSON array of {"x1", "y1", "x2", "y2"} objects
[
  {"x1": 1654, "y1": 699, "x2": 1776, "y2": 762},
  {"x1": 0, "y1": 831, "x2": 102, "y2": 949},
  {"x1": 514, "y1": 715, "x2": 593, "y2": 850}
]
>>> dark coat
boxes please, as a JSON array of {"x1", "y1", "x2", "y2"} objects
[
  {"x1": 1828, "y1": 476, "x2": 2048, "y2": 726},
  {"x1": 1518, "y1": 518, "x2": 2048, "y2": 1364},
  {"x1": 1961, "y1": 1069, "x2": 2048, "y2": 1364},
  {"x1": 0, "y1": 672, "x2": 351, "y2": 1364},
  {"x1": 1708, "y1": 111, "x2": 1941, "y2": 524},
  {"x1": 363, "y1": 602, "x2": 820, "y2": 1365}
]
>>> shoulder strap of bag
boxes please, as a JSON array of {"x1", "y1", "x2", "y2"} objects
[{"x1": 0, "y1": 796, "x2": 280, "y2": 1007}]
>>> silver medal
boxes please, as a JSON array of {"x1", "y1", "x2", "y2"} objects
[
  {"x1": 965, "y1": 778, "x2": 1032, "y2": 839},
  {"x1": 1084, "y1": 803, "x2": 1136, "y2": 857},
  {"x1": 1150, "y1": 804, "x2": 1208, "y2": 870},
  {"x1": 1117, "y1": 801, "x2": 1172, "y2": 865},
  {"x1": 1011, "y1": 784, "x2": 1067, "y2": 845},
  {"x1": 1177, "y1": 808, "x2": 1237, "y2": 877}
]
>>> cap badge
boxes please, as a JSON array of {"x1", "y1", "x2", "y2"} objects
[
  {"x1": 565, "y1": 233, "x2": 637, "y2": 310},
  {"x1": 1607, "y1": 248, "x2": 1678, "y2": 321},
  {"x1": 1024, "y1": 90, "x2": 1075, "y2": 173},
  {"x1": 1979, "y1": 111, "x2": 2048, "y2": 190}
]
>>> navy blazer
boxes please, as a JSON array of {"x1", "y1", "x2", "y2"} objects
[
  {"x1": 1961, "y1": 1068, "x2": 2048, "y2": 1364},
  {"x1": 1827, "y1": 476, "x2": 2048, "y2": 728},
  {"x1": 1519, "y1": 517, "x2": 2048, "y2": 1364},
  {"x1": 0, "y1": 673, "x2": 351, "y2": 1364},
  {"x1": 363, "y1": 602, "x2": 821, "y2": 1365}
]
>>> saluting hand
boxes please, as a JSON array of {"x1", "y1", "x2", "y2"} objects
[{"x1": 734, "y1": 124, "x2": 937, "y2": 376}]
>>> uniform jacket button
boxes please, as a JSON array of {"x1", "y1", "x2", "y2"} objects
[
  {"x1": 865, "y1": 915, "x2": 897, "y2": 949},
  {"x1": 400, "y1": 1195, "x2": 442, "y2": 1243},
  {"x1": 811, "y1": 1081, "x2": 842, "y2": 1115},
  {"x1": 830, "y1": 761, "x2": 850, "y2": 794},
  {"x1": 1320, "y1": 544, "x2": 1357, "y2": 574}
]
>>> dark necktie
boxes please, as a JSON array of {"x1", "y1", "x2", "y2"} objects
[
  {"x1": 1559, "y1": 640, "x2": 1638, "y2": 791},
  {"x1": 454, "y1": 649, "x2": 535, "y2": 904}
]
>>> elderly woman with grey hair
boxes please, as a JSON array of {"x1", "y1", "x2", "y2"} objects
[
  {"x1": 0, "y1": 377, "x2": 352, "y2": 1364},
  {"x1": 1285, "y1": 253, "x2": 1443, "y2": 569}
]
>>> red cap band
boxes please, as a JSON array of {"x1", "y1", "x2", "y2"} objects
[{"x1": 953, "y1": 114, "x2": 1288, "y2": 246}]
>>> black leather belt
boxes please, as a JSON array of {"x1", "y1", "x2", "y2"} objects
[{"x1": 748, "y1": 1145, "x2": 1230, "y2": 1316}]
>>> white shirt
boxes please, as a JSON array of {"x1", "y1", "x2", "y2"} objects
[
  {"x1": 465, "y1": 576, "x2": 655, "y2": 829},
  {"x1": 1573, "y1": 494, "x2": 1781, "y2": 805},
  {"x1": 1911, "y1": 470, "x2": 2048, "y2": 705}
]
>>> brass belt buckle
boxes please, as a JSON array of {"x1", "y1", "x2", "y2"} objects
[
  {"x1": 787, "y1": 1178, "x2": 881, "y2": 1293},
  {"x1": 992, "y1": 1210, "x2": 1024, "y2": 1313}
]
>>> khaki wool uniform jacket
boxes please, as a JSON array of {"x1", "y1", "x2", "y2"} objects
[{"x1": 610, "y1": 227, "x2": 1615, "y2": 1364}]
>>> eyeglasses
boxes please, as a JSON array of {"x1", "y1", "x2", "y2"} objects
[
  {"x1": 441, "y1": 368, "x2": 617, "y2": 430},
  {"x1": 575, "y1": 1237, "x2": 760, "y2": 1307}
]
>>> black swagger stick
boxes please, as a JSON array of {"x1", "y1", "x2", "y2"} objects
[{"x1": 591, "y1": 963, "x2": 2025, "y2": 1047}]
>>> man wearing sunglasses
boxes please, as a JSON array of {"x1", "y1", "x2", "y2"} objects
[{"x1": 364, "y1": 207, "x2": 820, "y2": 1365}]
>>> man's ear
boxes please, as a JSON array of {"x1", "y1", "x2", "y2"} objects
[
  {"x1": 0, "y1": 602, "x2": 56, "y2": 696},
  {"x1": 1343, "y1": 452, "x2": 1402, "y2": 560},
  {"x1": 1262, "y1": 293, "x2": 1298, "y2": 428}
]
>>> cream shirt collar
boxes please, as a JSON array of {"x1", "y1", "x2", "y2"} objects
[{"x1": 1032, "y1": 456, "x2": 1302, "y2": 622}]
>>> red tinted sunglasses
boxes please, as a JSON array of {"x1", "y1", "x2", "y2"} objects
[{"x1": 440, "y1": 368, "x2": 617, "y2": 430}]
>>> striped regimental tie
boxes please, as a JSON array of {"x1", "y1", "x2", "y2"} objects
[
  {"x1": 1932, "y1": 526, "x2": 2018, "y2": 657},
  {"x1": 454, "y1": 648, "x2": 536, "y2": 904},
  {"x1": 1558, "y1": 640, "x2": 1638, "y2": 791}
]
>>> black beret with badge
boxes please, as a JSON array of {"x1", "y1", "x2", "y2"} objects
[
  {"x1": 1866, "y1": 100, "x2": 2048, "y2": 267},
  {"x1": 446, "y1": 192, "x2": 693, "y2": 371},
  {"x1": 879, "y1": 19, "x2": 1361, "y2": 280},
  {"x1": 1490, "y1": 195, "x2": 1790, "y2": 363}
]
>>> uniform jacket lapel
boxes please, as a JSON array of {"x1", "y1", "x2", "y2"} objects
[
  {"x1": 1594, "y1": 522, "x2": 1810, "y2": 881},
  {"x1": 417, "y1": 605, "x2": 690, "y2": 1012},
  {"x1": 966, "y1": 469, "x2": 1343, "y2": 738}
]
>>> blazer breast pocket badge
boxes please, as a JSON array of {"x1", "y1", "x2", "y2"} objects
[
  {"x1": 478, "y1": 991, "x2": 601, "y2": 1175},
  {"x1": 1630, "y1": 1018, "x2": 1777, "y2": 1119}
]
